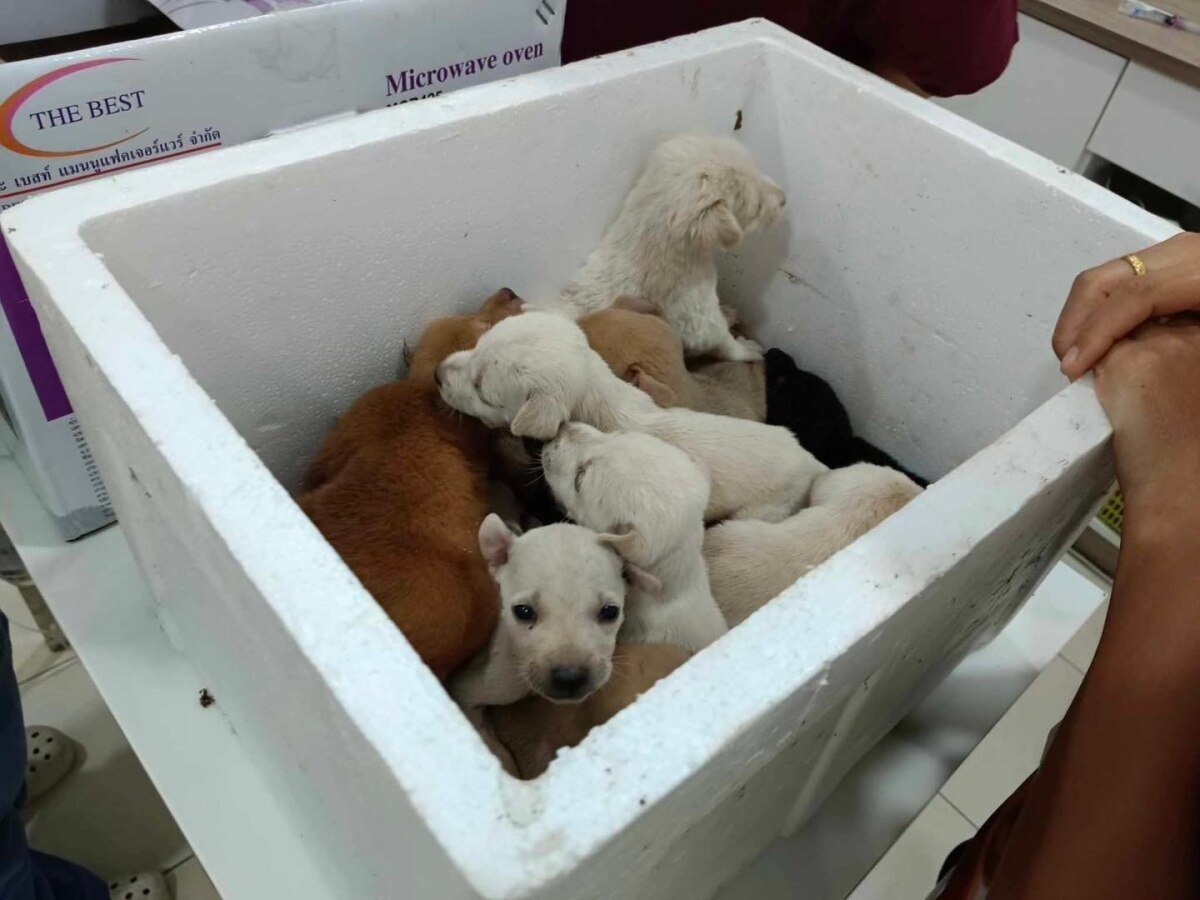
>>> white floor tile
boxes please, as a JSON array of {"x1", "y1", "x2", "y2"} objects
[
  {"x1": 169, "y1": 856, "x2": 223, "y2": 900},
  {"x1": 1, "y1": 581, "x2": 75, "y2": 683},
  {"x1": 847, "y1": 795, "x2": 975, "y2": 900},
  {"x1": 940, "y1": 657, "x2": 1083, "y2": 828},
  {"x1": 1060, "y1": 601, "x2": 1107, "y2": 674},
  {"x1": 980, "y1": 560, "x2": 1108, "y2": 673},
  {"x1": 20, "y1": 659, "x2": 191, "y2": 880}
]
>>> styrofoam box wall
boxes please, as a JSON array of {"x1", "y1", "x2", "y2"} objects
[{"x1": 5, "y1": 22, "x2": 1172, "y2": 900}]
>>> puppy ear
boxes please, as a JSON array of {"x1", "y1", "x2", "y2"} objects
[
  {"x1": 627, "y1": 365, "x2": 676, "y2": 408},
  {"x1": 694, "y1": 199, "x2": 743, "y2": 250},
  {"x1": 597, "y1": 526, "x2": 638, "y2": 554},
  {"x1": 597, "y1": 527, "x2": 661, "y2": 592},
  {"x1": 511, "y1": 393, "x2": 568, "y2": 440},
  {"x1": 478, "y1": 514, "x2": 517, "y2": 576},
  {"x1": 622, "y1": 561, "x2": 662, "y2": 595},
  {"x1": 480, "y1": 287, "x2": 523, "y2": 323}
]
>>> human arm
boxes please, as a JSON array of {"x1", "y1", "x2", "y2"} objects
[{"x1": 988, "y1": 321, "x2": 1200, "y2": 899}]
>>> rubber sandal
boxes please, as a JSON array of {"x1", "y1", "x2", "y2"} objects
[
  {"x1": 25, "y1": 726, "x2": 78, "y2": 802},
  {"x1": 108, "y1": 871, "x2": 172, "y2": 900}
]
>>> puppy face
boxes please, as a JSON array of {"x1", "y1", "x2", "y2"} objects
[
  {"x1": 479, "y1": 516, "x2": 627, "y2": 702},
  {"x1": 406, "y1": 288, "x2": 523, "y2": 383},
  {"x1": 648, "y1": 135, "x2": 786, "y2": 252},
  {"x1": 541, "y1": 423, "x2": 708, "y2": 564},
  {"x1": 437, "y1": 312, "x2": 593, "y2": 438}
]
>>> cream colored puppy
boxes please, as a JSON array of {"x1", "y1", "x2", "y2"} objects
[
  {"x1": 436, "y1": 312, "x2": 825, "y2": 522},
  {"x1": 541, "y1": 424, "x2": 728, "y2": 651},
  {"x1": 451, "y1": 516, "x2": 657, "y2": 711},
  {"x1": 705, "y1": 464, "x2": 923, "y2": 626},
  {"x1": 554, "y1": 134, "x2": 786, "y2": 362}
]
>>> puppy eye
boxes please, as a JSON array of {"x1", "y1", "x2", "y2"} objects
[
  {"x1": 473, "y1": 371, "x2": 484, "y2": 393},
  {"x1": 597, "y1": 604, "x2": 621, "y2": 623},
  {"x1": 574, "y1": 464, "x2": 588, "y2": 491},
  {"x1": 511, "y1": 604, "x2": 537, "y2": 624}
]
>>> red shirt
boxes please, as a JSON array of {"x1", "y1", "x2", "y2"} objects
[{"x1": 561, "y1": 0, "x2": 1018, "y2": 97}]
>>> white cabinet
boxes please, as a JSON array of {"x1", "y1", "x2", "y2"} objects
[
  {"x1": 938, "y1": 13, "x2": 1126, "y2": 169},
  {"x1": 1089, "y1": 61, "x2": 1200, "y2": 207}
]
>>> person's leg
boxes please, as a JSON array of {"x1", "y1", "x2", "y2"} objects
[{"x1": 0, "y1": 612, "x2": 107, "y2": 900}]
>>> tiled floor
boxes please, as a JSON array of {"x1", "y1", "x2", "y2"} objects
[
  {"x1": 2, "y1": 581, "x2": 220, "y2": 899},
  {"x1": 847, "y1": 599, "x2": 1109, "y2": 898}
]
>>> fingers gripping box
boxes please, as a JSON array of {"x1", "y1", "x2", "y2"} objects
[{"x1": 0, "y1": 0, "x2": 563, "y2": 538}]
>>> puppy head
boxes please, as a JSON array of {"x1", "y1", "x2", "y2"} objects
[
  {"x1": 479, "y1": 515, "x2": 629, "y2": 703},
  {"x1": 646, "y1": 134, "x2": 786, "y2": 251},
  {"x1": 540, "y1": 423, "x2": 708, "y2": 566},
  {"x1": 579, "y1": 309, "x2": 688, "y2": 408},
  {"x1": 406, "y1": 288, "x2": 524, "y2": 383},
  {"x1": 436, "y1": 311, "x2": 593, "y2": 437}
]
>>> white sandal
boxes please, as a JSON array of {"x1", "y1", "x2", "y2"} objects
[
  {"x1": 108, "y1": 871, "x2": 172, "y2": 900},
  {"x1": 25, "y1": 726, "x2": 78, "y2": 802}
]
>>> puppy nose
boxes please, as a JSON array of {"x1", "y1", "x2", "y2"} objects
[{"x1": 550, "y1": 666, "x2": 589, "y2": 696}]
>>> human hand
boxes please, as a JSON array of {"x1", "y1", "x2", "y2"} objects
[
  {"x1": 1053, "y1": 232, "x2": 1200, "y2": 380},
  {"x1": 1094, "y1": 319, "x2": 1200, "y2": 522}
]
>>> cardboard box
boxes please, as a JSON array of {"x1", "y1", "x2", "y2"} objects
[
  {"x1": 0, "y1": 0, "x2": 563, "y2": 538},
  {"x1": 4, "y1": 21, "x2": 1168, "y2": 899}
]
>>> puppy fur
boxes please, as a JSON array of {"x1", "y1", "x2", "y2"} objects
[
  {"x1": 542, "y1": 424, "x2": 728, "y2": 651},
  {"x1": 487, "y1": 643, "x2": 691, "y2": 779},
  {"x1": 705, "y1": 464, "x2": 923, "y2": 626},
  {"x1": 764, "y1": 348, "x2": 927, "y2": 486},
  {"x1": 437, "y1": 311, "x2": 826, "y2": 522},
  {"x1": 407, "y1": 288, "x2": 563, "y2": 525},
  {"x1": 450, "y1": 516, "x2": 654, "y2": 709},
  {"x1": 555, "y1": 134, "x2": 786, "y2": 361},
  {"x1": 298, "y1": 382, "x2": 496, "y2": 680},
  {"x1": 405, "y1": 287, "x2": 524, "y2": 383},
  {"x1": 580, "y1": 308, "x2": 765, "y2": 421}
]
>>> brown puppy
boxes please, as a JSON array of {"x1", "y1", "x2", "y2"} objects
[
  {"x1": 579, "y1": 307, "x2": 766, "y2": 421},
  {"x1": 407, "y1": 288, "x2": 564, "y2": 526},
  {"x1": 298, "y1": 382, "x2": 497, "y2": 680},
  {"x1": 406, "y1": 287, "x2": 523, "y2": 383},
  {"x1": 487, "y1": 643, "x2": 691, "y2": 779}
]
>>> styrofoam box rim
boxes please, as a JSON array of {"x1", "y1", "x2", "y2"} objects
[{"x1": 3, "y1": 20, "x2": 1167, "y2": 897}]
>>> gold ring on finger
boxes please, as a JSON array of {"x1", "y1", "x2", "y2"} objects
[{"x1": 1122, "y1": 253, "x2": 1147, "y2": 277}]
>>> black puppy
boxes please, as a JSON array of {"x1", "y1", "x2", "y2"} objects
[{"x1": 764, "y1": 349, "x2": 928, "y2": 487}]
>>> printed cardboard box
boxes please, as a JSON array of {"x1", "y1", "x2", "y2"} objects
[{"x1": 0, "y1": 0, "x2": 564, "y2": 538}]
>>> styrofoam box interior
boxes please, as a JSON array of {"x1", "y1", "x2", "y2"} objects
[{"x1": 5, "y1": 22, "x2": 1172, "y2": 900}]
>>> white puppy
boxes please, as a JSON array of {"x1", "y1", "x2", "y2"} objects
[
  {"x1": 705, "y1": 464, "x2": 923, "y2": 626},
  {"x1": 437, "y1": 312, "x2": 825, "y2": 522},
  {"x1": 541, "y1": 423, "x2": 728, "y2": 651},
  {"x1": 554, "y1": 134, "x2": 785, "y2": 362},
  {"x1": 450, "y1": 515, "x2": 656, "y2": 710}
]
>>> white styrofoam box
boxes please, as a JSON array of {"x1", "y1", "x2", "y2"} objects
[
  {"x1": 0, "y1": 0, "x2": 562, "y2": 538},
  {"x1": 1089, "y1": 61, "x2": 1200, "y2": 207},
  {"x1": 936, "y1": 14, "x2": 1126, "y2": 171},
  {"x1": 3, "y1": 20, "x2": 1174, "y2": 900},
  {"x1": 0, "y1": 0, "x2": 150, "y2": 45}
]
